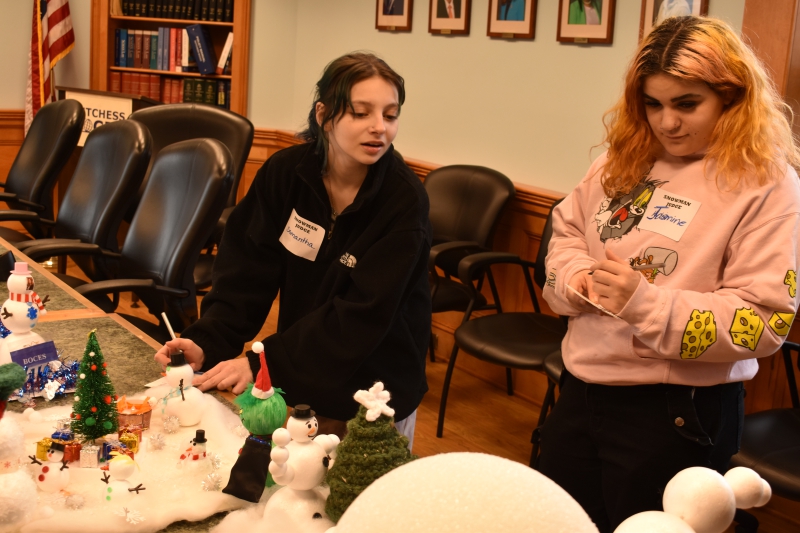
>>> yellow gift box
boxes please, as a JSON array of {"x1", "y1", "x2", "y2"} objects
[{"x1": 35, "y1": 437, "x2": 53, "y2": 461}]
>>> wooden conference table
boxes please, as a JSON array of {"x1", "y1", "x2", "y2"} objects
[{"x1": 1, "y1": 237, "x2": 231, "y2": 532}]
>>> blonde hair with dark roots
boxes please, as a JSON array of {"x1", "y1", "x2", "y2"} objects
[{"x1": 601, "y1": 16, "x2": 800, "y2": 197}]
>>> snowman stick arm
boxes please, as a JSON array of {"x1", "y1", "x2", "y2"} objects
[
  {"x1": 128, "y1": 484, "x2": 146, "y2": 494},
  {"x1": 60, "y1": 460, "x2": 69, "y2": 471},
  {"x1": 28, "y1": 455, "x2": 42, "y2": 465},
  {"x1": 101, "y1": 472, "x2": 110, "y2": 484}
]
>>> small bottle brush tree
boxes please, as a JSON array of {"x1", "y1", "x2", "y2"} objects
[
  {"x1": 325, "y1": 383, "x2": 417, "y2": 523},
  {"x1": 71, "y1": 330, "x2": 118, "y2": 441}
]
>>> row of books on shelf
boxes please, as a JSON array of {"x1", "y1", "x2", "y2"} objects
[
  {"x1": 115, "y1": 25, "x2": 232, "y2": 76},
  {"x1": 114, "y1": 0, "x2": 233, "y2": 22},
  {"x1": 110, "y1": 72, "x2": 231, "y2": 108}
]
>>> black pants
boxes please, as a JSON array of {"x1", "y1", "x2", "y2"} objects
[{"x1": 536, "y1": 371, "x2": 744, "y2": 533}]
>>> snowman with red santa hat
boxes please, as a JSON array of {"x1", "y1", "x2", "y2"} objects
[{"x1": 0, "y1": 262, "x2": 49, "y2": 366}]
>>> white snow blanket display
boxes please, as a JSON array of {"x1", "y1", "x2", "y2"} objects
[{"x1": 7, "y1": 390, "x2": 249, "y2": 533}]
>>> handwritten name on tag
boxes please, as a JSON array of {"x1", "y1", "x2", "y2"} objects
[
  {"x1": 10, "y1": 340, "x2": 58, "y2": 368},
  {"x1": 279, "y1": 209, "x2": 325, "y2": 261},
  {"x1": 638, "y1": 189, "x2": 700, "y2": 242}
]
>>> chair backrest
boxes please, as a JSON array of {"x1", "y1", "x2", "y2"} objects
[
  {"x1": 120, "y1": 138, "x2": 233, "y2": 329},
  {"x1": 55, "y1": 119, "x2": 152, "y2": 251},
  {"x1": 128, "y1": 103, "x2": 254, "y2": 215},
  {"x1": 5, "y1": 99, "x2": 84, "y2": 223},
  {"x1": 533, "y1": 197, "x2": 564, "y2": 291},
  {"x1": 782, "y1": 341, "x2": 800, "y2": 408},
  {"x1": 424, "y1": 165, "x2": 515, "y2": 247}
]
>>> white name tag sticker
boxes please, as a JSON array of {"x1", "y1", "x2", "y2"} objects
[
  {"x1": 638, "y1": 189, "x2": 700, "y2": 242},
  {"x1": 279, "y1": 209, "x2": 325, "y2": 261}
]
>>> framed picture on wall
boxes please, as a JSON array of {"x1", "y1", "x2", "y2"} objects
[
  {"x1": 376, "y1": 0, "x2": 413, "y2": 32},
  {"x1": 640, "y1": 0, "x2": 708, "y2": 40},
  {"x1": 556, "y1": 0, "x2": 616, "y2": 44},
  {"x1": 429, "y1": 0, "x2": 472, "y2": 35},
  {"x1": 487, "y1": 0, "x2": 536, "y2": 39}
]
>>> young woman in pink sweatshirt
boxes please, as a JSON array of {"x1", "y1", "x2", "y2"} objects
[{"x1": 539, "y1": 16, "x2": 800, "y2": 532}]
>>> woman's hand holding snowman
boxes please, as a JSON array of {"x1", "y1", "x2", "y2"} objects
[
  {"x1": 589, "y1": 249, "x2": 641, "y2": 315},
  {"x1": 154, "y1": 338, "x2": 253, "y2": 394}
]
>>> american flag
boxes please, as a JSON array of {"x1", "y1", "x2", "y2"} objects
[{"x1": 25, "y1": 0, "x2": 75, "y2": 134}]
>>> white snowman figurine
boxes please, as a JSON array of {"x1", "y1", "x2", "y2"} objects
[
  {"x1": 29, "y1": 441, "x2": 69, "y2": 493},
  {"x1": 264, "y1": 405, "x2": 340, "y2": 531},
  {"x1": 0, "y1": 263, "x2": 48, "y2": 366},
  {"x1": 101, "y1": 453, "x2": 145, "y2": 503},
  {"x1": 177, "y1": 429, "x2": 208, "y2": 469},
  {"x1": 163, "y1": 350, "x2": 203, "y2": 426}
]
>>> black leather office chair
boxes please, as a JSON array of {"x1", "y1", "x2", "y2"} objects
[
  {"x1": 5, "y1": 120, "x2": 151, "y2": 285},
  {"x1": 0, "y1": 99, "x2": 84, "y2": 241},
  {"x1": 426, "y1": 165, "x2": 516, "y2": 361},
  {"x1": 436, "y1": 199, "x2": 567, "y2": 467},
  {"x1": 24, "y1": 138, "x2": 234, "y2": 344},
  {"x1": 128, "y1": 104, "x2": 254, "y2": 290},
  {"x1": 729, "y1": 341, "x2": 800, "y2": 532}
]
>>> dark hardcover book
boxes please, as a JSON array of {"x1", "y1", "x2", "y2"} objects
[
  {"x1": 215, "y1": 0, "x2": 223, "y2": 22},
  {"x1": 186, "y1": 0, "x2": 194, "y2": 20},
  {"x1": 185, "y1": 24, "x2": 216, "y2": 74},
  {"x1": 172, "y1": 79, "x2": 182, "y2": 103},
  {"x1": 127, "y1": 29, "x2": 135, "y2": 68},
  {"x1": 130, "y1": 72, "x2": 141, "y2": 95},
  {"x1": 122, "y1": 0, "x2": 130, "y2": 16},
  {"x1": 183, "y1": 78, "x2": 194, "y2": 103},
  {"x1": 155, "y1": 0, "x2": 163, "y2": 18},
  {"x1": 192, "y1": 79, "x2": 204, "y2": 102},
  {"x1": 216, "y1": 79, "x2": 226, "y2": 107},
  {"x1": 178, "y1": 0, "x2": 187, "y2": 19},
  {"x1": 203, "y1": 79, "x2": 216, "y2": 105},
  {"x1": 149, "y1": 74, "x2": 161, "y2": 101},
  {"x1": 142, "y1": 31, "x2": 151, "y2": 70},
  {"x1": 133, "y1": 0, "x2": 142, "y2": 17},
  {"x1": 109, "y1": 71, "x2": 122, "y2": 93},
  {"x1": 114, "y1": 29, "x2": 121, "y2": 67},
  {"x1": 121, "y1": 72, "x2": 132, "y2": 94},
  {"x1": 166, "y1": 0, "x2": 175, "y2": 18},
  {"x1": 136, "y1": 30, "x2": 145, "y2": 69},
  {"x1": 208, "y1": 0, "x2": 217, "y2": 21},
  {"x1": 119, "y1": 29, "x2": 128, "y2": 67},
  {"x1": 200, "y1": 0, "x2": 209, "y2": 20},
  {"x1": 147, "y1": 0, "x2": 155, "y2": 17},
  {"x1": 225, "y1": 80, "x2": 230, "y2": 109},
  {"x1": 149, "y1": 31, "x2": 158, "y2": 69},
  {"x1": 224, "y1": 0, "x2": 232, "y2": 22}
]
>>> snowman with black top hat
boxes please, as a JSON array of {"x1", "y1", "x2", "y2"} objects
[{"x1": 163, "y1": 350, "x2": 204, "y2": 426}]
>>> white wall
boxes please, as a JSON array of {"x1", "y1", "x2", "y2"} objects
[
  {"x1": 273, "y1": 0, "x2": 745, "y2": 194},
  {"x1": 1, "y1": 0, "x2": 746, "y2": 194}
]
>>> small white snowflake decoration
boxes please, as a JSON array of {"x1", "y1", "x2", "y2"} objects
[
  {"x1": 353, "y1": 381, "x2": 395, "y2": 422},
  {"x1": 115, "y1": 507, "x2": 146, "y2": 524}
]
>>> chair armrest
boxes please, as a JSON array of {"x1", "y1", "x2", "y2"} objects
[
  {"x1": 22, "y1": 242, "x2": 104, "y2": 261},
  {"x1": 15, "y1": 238, "x2": 80, "y2": 252},
  {"x1": 429, "y1": 241, "x2": 482, "y2": 272},
  {"x1": 457, "y1": 252, "x2": 529, "y2": 286},
  {"x1": 0, "y1": 192, "x2": 46, "y2": 211},
  {"x1": 75, "y1": 279, "x2": 189, "y2": 299},
  {"x1": 0, "y1": 210, "x2": 43, "y2": 223}
]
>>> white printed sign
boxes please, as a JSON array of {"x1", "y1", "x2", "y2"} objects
[
  {"x1": 279, "y1": 209, "x2": 325, "y2": 261},
  {"x1": 637, "y1": 189, "x2": 700, "y2": 242},
  {"x1": 65, "y1": 91, "x2": 133, "y2": 146}
]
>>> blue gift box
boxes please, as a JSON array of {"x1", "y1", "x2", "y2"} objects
[{"x1": 51, "y1": 429, "x2": 74, "y2": 441}]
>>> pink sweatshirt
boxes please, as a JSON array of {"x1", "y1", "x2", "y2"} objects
[{"x1": 543, "y1": 153, "x2": 800, "y2": 386}]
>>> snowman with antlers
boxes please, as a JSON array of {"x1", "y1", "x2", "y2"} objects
[{"x1": 0, "y1": 262, "x2": 49, "y2": 365}]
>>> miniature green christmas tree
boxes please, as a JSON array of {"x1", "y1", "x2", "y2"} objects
[
  {"x1": 325, "y1": 382, "x2": 417, "y2": 523},
  {"x1": 70, "y1": 330, "x2": 118, "y2": 441}
]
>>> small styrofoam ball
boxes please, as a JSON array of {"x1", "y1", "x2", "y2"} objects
[
  {"x1": 252, "y1": 341, "x2": 264, "y2": 353},
  {"x1": 0, "y1": 471, "x2": 37, "y2": 526},
  {"x1": 0, "y1": 417, "x2": 24, "y2": 461},
  {"x1": 663, "y1": 467, "x2": 735, "y2": 533},
  {"x1": 724, "y1": 467, "x2": 766, "y2": 509},
  {"x1": 273, "y1": 428, "x2": 291, "y2": 447},
  {"x1": 335, "y1": 452, "x2": 599, "y2": 533},
  {"x1": 270, "y1": 446, "x2": 289, "y2": 464},
  {"x1": 756, "y1": 479, "x2": 772, "y2": 507},
  {"x1": 614, "y1": 511, "x2": 694, "y2": 533}
]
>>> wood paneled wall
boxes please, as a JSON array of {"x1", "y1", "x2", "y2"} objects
[{"x1": 0, "y1": 113, "x2": 796, "y2": 415}]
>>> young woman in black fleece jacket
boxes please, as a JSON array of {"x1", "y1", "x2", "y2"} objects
[{"x1": 154, "y1": 53, "x2": 431, "y2": 443}]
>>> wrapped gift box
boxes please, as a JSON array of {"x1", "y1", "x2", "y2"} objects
[{"x1": 117, "y1": 396, "x2": 152, "y2": 429}]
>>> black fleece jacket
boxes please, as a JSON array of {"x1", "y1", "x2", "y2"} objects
[{"x1": 181, "y1": 142, "x2": 431, "y2": 421}]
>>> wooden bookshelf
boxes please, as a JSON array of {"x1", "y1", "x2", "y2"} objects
[{"x1": 89, "y1": 0, "x2": 251, "y2": 116}]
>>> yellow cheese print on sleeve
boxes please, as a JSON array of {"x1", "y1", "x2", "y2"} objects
[
  {"x1": 730, "y1": 308, "x2": 765, "y2": 351},
  {"x1": 681, "y1": 310, "x2": 716, "y2": 359},
  {"x1": 768, "y1": 311, "x2": 795, "y2": 336},
  {"x1": 785, "y1": 270, "x2": 796, "y2": 298}
]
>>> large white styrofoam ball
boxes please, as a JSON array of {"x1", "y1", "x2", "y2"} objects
[
  {"x1": 663, "y1": 467, "x2": 735, "y2": 533},
  {"x1": 0, "y1": 471, "x2": 37, "y2": 530},
  {"x1": 724, "y1": 467, "x2": 769, "y2": 509},
  {"x1": 334, "y1": 452, "x2": 599, "y2": 533},
  {"x1": 757, "y1": 479, "x2": 771, "y2": 507},
  {"x1": 614, "y1": 511, "x2": 694, "y2": 533},
  {"x1": 0, "y1": 416, "x2": 24, "y2": 461}
]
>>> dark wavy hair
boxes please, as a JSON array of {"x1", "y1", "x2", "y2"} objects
[{"x1": 298, "y1": 52, "x2": 405, "y2": 167}]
